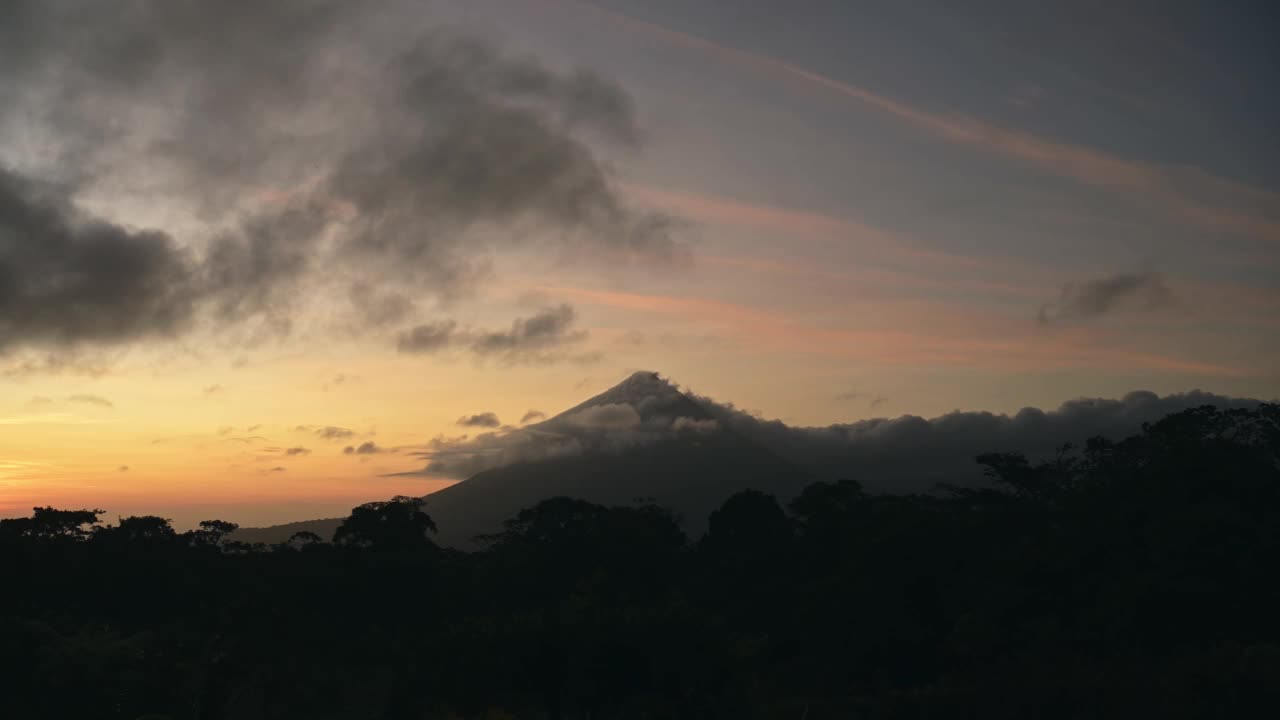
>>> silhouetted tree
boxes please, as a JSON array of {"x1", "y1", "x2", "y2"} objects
[
  {"x1": 92, "y1": 515, "x2": 178, "y2": 546},
  {"x1": 286, "y1": 530, "x2": 324, "y2": 548},
  {"x1": 3, "y1": 404, "x2": 1278, "y2": 718},
  {"x1": 789, "y1": 478, "x2": 866, "y2": 554},
  {"x1": 332, "y1": 496, "x2": 437, "y2": 551},
  {"x1": 0, "y1": 506, "x2": 103, "y2": 542},
  {"x1": 699, "y1": 489, "x2": 792, "y2": 568},
  {"x1": 186, "y1": 519, "x2": 240, "y2": 547}
]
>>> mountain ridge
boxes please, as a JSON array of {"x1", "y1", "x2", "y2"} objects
[{"x1": 232, "y1": 376, "x2": 1266, "y2": 546}]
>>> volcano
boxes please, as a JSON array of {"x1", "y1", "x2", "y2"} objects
[{"x1": 236, "y1": 372, "x2": 812, "y2": 547}]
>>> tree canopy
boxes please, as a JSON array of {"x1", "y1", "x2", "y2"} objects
[{"x1": 1, "y1": 404, "x2": 1277, "y2": 718}]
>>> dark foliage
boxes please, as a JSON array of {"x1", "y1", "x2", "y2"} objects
[{"x1": 2, "y1": 404, "x2": 1278, "y2": 718}]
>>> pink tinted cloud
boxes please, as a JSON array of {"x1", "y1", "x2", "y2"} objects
[
  {"x1": 627, "y1": 184, "x2": 990, "y2": 269},
  {"x1": 697, "y1": 254, "x2": 1044, "y2": 301},
  {"x1": 548, "y1": 286, "x2": 1251, "y2": 377},
  {"x1": 571, "y1": 0, "x2": 1280, "y2": 243}
]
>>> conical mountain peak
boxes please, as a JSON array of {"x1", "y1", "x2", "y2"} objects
[{"x1": 547, "y1": 371, "x2": 711, "y2": 425}]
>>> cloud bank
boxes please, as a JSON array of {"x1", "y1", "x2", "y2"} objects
[
  {"x1": 700, "y1": 389, "x2": 1265, "y2": 492},
  {"x1": 401, "y1": 373, "x2": 1269, "y2": 492}
]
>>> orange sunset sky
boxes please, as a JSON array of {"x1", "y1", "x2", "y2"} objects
[{"x1": 2, "y1": 0, "x2": 1277, "y2": 527}]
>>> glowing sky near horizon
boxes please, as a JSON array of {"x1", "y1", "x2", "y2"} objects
[{"x1": 1, "y1": 0, "x2": 1277, "y2": 527}]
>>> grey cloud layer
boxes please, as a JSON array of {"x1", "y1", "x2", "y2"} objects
[
  {"x1": 0, "y1": 0, "x2": 678, "y2": 359},
  {"x1": 404, "y1": 376, "x2": 1266, "y2": 491},
  {"x1": 407, "y1": 403, "x2": 695, "y2": 480},
  {"x1": 700, "y1": 389, "x2": 1262, "y2": 492},
  {"x1": 0, "y1": 170, "x2": 196, "y2": 353},
  {"x1": 398, "y1": 375, "x2": 725, "y2": 479}
]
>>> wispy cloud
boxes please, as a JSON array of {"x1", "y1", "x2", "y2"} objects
[
  {"x1": 396, "y1": 305, "x2": 595, "y2": 365},
  {"x1": 550, "y1": 285, "x2": 1249, "y2": 376},
  {"x1": 576, "y1": 1, "x2": 1280, "y2": 243},
  {"x1": 66, "y1": 394, "x2": 115, "y2": 409},
  {"x1": 308, "y1": 426, "x2": 356, "y2": 441},
  {"x1": 625, "y1": 185, "x2": 1013, "y2": 276},
  {"x1": 1039, "y1": 272, "x2": 1175, "y2": 324},
  {"x1": 834, "y1": 390, "x2": 890, "y2": 410},
  {"x1": 697, "y1": 253, "x2": 1043, "y2": 300},
  {"x1": 0, "y1": 413, "x2": 119, "y2": 426}
]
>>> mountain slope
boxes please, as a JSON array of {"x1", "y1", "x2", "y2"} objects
[
  {"x1": 421, "y1": 422, "x2": 810, "y2": 548},
  {"x1": 235, "y1": 372, "x2": 811, "y2": 547}
]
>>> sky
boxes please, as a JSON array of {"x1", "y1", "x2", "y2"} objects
[{"x1": 1, "y1": 0, "x2": 1277, "y2": 528}]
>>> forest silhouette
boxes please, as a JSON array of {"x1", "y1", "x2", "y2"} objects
[{"x1": 2, "y1": 403, "x2": 1278, "y2": 719}]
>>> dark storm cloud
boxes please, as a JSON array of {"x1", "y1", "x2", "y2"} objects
[
  {"x1": 0, "y1": 169, "x2": 198, "y2": 353},
  {"x1": 0, "y1": 1, "x2": 681, "y2": 361},
  {"x1": 326, "y1": 34, "x2": 678, "y2": 281},
  {"x1": 520, "y1": 410, "x2": 546, "y2": 424},
  {"x1": 66, "y1": 394, "x2": 114, "y2": 409},
  {"x1": 196, "y1": 204, "x2": 332, "y2": 329},
  {"x1": 1038, "y1": 272, "x2": 1174, "y2": 324},
  {"x1": 457, "y1": 412, "x2": 502, "y2": 429}
]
